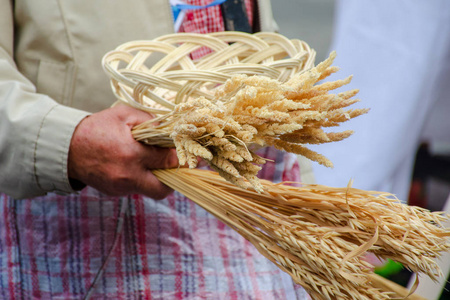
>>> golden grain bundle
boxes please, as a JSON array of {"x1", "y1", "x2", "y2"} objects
[
  {"x1": 154, "y1": 168, "x2": 449, "y2": 300},
  {"x1": 130, "y1": 51, "x2": 367, "y2": 192},
  {"x1": 102, "y1": 32, "x2": 450, "y2": 299}
]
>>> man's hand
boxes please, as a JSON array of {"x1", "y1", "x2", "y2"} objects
[{"x1": 68, "y1": 105, "x2": 179, "y2": 199}]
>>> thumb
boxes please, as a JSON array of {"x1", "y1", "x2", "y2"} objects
[
  {"x1": 113, "y1": 104, "x2": 180, "y2": 169},
  {"x1": 113, "y1": 104, "x2": 156, "y2": 128}
]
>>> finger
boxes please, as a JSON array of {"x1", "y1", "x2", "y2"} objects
[
  {"x1": 139, "y1": 146, "x2": 179, "y2": 170},
  {"x1": 114, "y1": 104, "x2": 156, "y2": 128},
  {"x1": 136, "y1": 169, "x2": 174, "y2": 200}
]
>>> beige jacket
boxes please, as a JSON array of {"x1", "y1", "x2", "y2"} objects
[{"x1": 0, "y1": 0, "x2": 279, "y2": 198}]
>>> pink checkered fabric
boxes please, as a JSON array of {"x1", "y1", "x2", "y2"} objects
[
  {"x1": 179, "y1": 0, "x2": 254, "y2": 59},
  {"x1": 0, "y1": 149, "x2": 309, "y2": 299}
]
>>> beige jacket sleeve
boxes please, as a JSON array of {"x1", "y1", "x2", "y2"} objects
[
  {"x1": 0, "y1": 0, "x2": 280, "y2": 199},
  {"x1": 0, "y1": 0, "x2": 89, "y2": 199}
]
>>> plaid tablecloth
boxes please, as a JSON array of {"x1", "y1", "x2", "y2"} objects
[
  {"x1": 0, "y1": 149, "x2": 309, "y2": 299},
  {"x1": 178, "y1": 0, "x2": 253, "y2": 58}
]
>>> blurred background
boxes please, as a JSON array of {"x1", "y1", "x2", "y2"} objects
[
  {"x1": 272, "y1": 0, "x2": 335, "y2": 62},
  {"x1": 273, "y1": 0, "x2": 450, "y2": 214},
  {"x1": 272, "y1": 1, "x2": 449, "y2": 299}
]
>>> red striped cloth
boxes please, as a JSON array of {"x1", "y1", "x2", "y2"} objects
[
  {"x1": 0, "y1": 1, "x2": 310, "y2": 298},
  {"x1": 0, "y1": 149, "x2": 309, "y2": 299},
  {"x1": 179, "y1": 0, "x2": 254, "y2": 59}
]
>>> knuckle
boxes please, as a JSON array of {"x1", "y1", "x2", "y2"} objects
[
  {"x1": 107, "y1": 167, "x2": 136, "y2": 191},
  {"x1": 117, "y1": 146, "x2": 139, "y2": 163},
  {"x1": 147, "y1": 186, "x2": 172, "y2": 200}
]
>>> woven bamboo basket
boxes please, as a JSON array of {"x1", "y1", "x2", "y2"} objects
[
  {"x1": 103, "y1": 31, "x2": 315, "y2": 114},
  {"x1": 102, "y1": 32, "x2": 449, "y2": 300}
]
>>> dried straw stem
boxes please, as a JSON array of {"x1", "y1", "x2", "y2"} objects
[
  {"x1": 154, "y1": 168, "x2": 450, "y2": 300},
  {"x1": 368, "y1": 274, "x2": 427, "y2": 300}
]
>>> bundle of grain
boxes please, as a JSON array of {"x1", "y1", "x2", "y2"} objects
[{"x1": 103, "y1": 32, "x2": 449, "y2": 299}]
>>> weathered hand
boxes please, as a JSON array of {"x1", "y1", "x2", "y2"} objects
[{"x1": 68, "y1": 104, "x2": 179, "y2": 199}]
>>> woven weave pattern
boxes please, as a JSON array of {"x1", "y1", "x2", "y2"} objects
[{"x1": 102, "y1": 32, "x2": 316, "y2": 115}]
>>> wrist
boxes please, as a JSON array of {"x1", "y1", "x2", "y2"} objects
[
  {"x1": 69, "y1": 177, "x2": 86, "y2": 191},
  {"x1": 67, "y1": 115, "x2": 90, "y2": 184}
]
